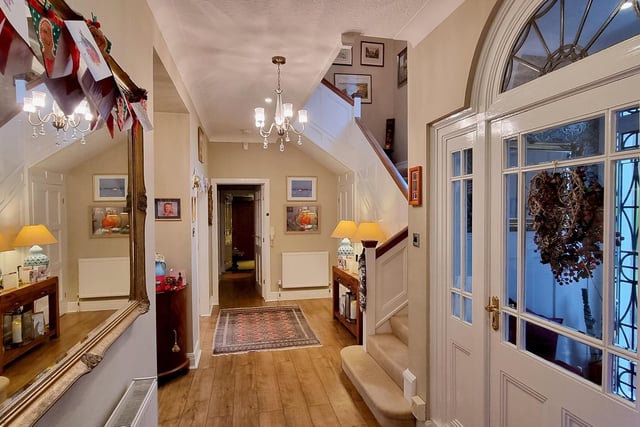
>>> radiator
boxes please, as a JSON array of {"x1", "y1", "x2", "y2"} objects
[
  {"x1": 78, "y1": 257, "x2": 130, "y2": 298},
  {"x1": 104, "y1": 377, "x2": 157, "y2": 427},
  {"x1": 281, "y1": 251, "x2": 329, "y2": 288}
]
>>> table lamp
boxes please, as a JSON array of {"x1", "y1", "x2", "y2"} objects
[
  {"x1": 0, "y1": 232, "x2": 13, "y2": 278},
  {"x1": 13, "y1": 224, "x2": 58, "y2": 269},
  {"x1": 331, "y1": 220, "x2": 358, "y2": 257},
  {"x1": 331, "y1": 220, "x2": 358, "y2": 270},
  {"x1": 351, "y1": 221, "x2": 386, "y2": 248}
]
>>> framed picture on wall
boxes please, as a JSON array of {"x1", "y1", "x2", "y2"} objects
[
  {"x1": 285, "y1": 205, "x2": 320, "y2": 233},
  {"x1": 286, "y1": 176, "x2": 317, "y2": 201},
  {"x1": 90, "y1": 206, "x2": 129, "y2": 237},
  {"x1": 397, "y1": 47, "x2": 407, "y2": 87},
  {"x1": 198, "y1": 127, "x2": 206, "y2": 164},
  {"x1": 93, "y1": 175, "x2": 127, "y2": 201},
  {"x1": 408, "y1": 166, "x2": 422, "y2": 206},
  {"x1": 360, "y1": 41, "x2": 384, "y2": 67},
  {"x1": 155, "y1": 198, "x2": 181, "y2": 220},
  {"x1": 333, "y1": 46, "x2": 352, "y2": 66},
  {"x1": 333, "y1": 73, "x2": 372, "y2": 104}
]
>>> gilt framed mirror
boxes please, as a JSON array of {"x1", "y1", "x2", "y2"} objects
[{"x1": 0, "y1": 0, "x2": 148, "y2": 424}]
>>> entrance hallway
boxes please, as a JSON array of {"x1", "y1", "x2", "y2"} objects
[{"x1": 158, "y1": 294, "x2": 380, "y2": 426}]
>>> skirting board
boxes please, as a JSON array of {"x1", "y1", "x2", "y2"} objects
[
  {"x1": 188, "y1": 339, "x2": 201, "y2": 370},
  {"x1": 265, "y1": 287, "x2": 331, "y2": 302}
]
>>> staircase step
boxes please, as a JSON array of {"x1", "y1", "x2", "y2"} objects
[
  {"x1": 341, "y1": 345, "x2": 414, "y2": 427},
  {"x1": 367, "y1": 333, "x2": 408, "y2": 389},
  {"x1": 390, "y1": 314, "x2": 408, "y2": 346}
]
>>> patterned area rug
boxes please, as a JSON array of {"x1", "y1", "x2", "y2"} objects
[{"x1": 213, "y1": 305, "x2": 321, "y2": 355}]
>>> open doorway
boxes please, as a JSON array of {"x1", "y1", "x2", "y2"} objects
[{"x1": 212, "y1": 181, "x2": 270, "y2": 308}]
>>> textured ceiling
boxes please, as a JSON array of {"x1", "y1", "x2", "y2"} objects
[{"x1": 147, "y1": 0, "x2": 463, "y2": 143}]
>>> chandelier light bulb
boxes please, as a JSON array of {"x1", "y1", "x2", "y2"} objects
[{"x1": 254, "y1": 56, "x2": 307, "y2": 152}]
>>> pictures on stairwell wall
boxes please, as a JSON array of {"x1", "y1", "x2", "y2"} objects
[{"x1": 360, "y1": 41, "x2": 384, "y2": 67}]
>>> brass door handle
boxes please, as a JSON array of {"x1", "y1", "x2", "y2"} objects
[{"x1": 484, "y1": 296, "x2": 500, "y2": 331}]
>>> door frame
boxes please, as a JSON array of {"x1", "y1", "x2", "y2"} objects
[{"x1": 209, "y1": 178, "x2": 270, "y2": 309}]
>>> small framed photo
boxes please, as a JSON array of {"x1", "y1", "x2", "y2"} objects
[
  {"x1": 155, "y1": 198, "x2": 181, "y2": 220},
  {"x1": 361, "y1": 41, "x2": 384, "y2": 67},
  {"x1": 91, "y1": 206, "x2": 129, "y2": 237},
  {"x1": 287, "y1": 176, "x2": 317, "y2": 201},
  {"x1": 285, "y1": 205, "x2": 320, "y2": 233},
  {"x1": 333, "y1": 46, "x2": 352, "y2": 66},
  {"x1": 409, "y1": 166, "x2": 422, "y2": 206},
  {"x1": 93, "y1": 175, "x2": 127, "y2": 201},
  {"x1": 198, "y1": 126, "x2": 206, "y2": 164},
  {"x1": 397, "y1": 47, "x2": 407, "y2": 87},
  {"x1": 334, "y1": 73, "x2": 372, "y2": 104}
]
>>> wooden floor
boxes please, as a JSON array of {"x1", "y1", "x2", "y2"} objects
[
  {"x1": 3, "y1": 309, "x2": 115, "y2": 397},
  {"x1": 158, "y1": 272, "x2": 380, "y2": 426}
]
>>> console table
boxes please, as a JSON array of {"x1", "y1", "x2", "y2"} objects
[
  {"x1": 332, "y1": 266, "x2": 362, "y2": 344},
  {"x1": 0, "y1": 277, "x2": 60, "y2": 371},
  {"x1": 156, "y1": 285, "x2": 189, "y2": 379}
]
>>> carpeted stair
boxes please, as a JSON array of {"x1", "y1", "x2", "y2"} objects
[{"x1": 341, "y1": 314, "x2": 414, "y2": 427}]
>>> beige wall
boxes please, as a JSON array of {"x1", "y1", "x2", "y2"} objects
[
  {"x1": 407, "y1": 0, "x2": 501, "y2": 406},
  {"x1": 209, "y1": 142, "x2": 338, "y2": 293},
  {"x1": 324, "y1": 36, "x2": 408, "y2": 165},
  {"x1": 65, "y1": 139, "x2": 129, "y2": 301},
  {"x1": 154, "y1": 112, "x2": 192, "y2": 278}
]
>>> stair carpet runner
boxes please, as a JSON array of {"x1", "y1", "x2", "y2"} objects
[{"x1": 341, "y1": 314, "x2": 414, "y2": 427}]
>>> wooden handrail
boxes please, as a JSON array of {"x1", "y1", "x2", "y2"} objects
[
  {"x1": 321, "y1": 78, "x2": 354, "y2": 105},
  {"x1": 354, "y1": 118, "x2": 408, "y2": 197},
  {"x1": 376, "y1": 227, "x2": 408, "y2": 258}
]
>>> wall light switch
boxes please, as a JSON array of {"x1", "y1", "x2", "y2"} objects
[{"x1": 412, "y1": 233, "x2": 420, "y2": 247}]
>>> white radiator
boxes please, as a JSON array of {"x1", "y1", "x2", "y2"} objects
[
  {"x1": 281, "y1": 251, "x2": 329, "y2": 288},
  {"x1": 78, "y1": 257, "x2": 130, "y2": 298},
  {"x1": 104, "y1": 377, "x2": 157, "y2": 427}
]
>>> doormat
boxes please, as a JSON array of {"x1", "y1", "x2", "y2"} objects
[{"x1": 213, "y1": 305, "x2": 321, "y2": 355}]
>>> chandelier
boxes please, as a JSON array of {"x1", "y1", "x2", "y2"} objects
[
  {"x1": 23, "y1": 90, "x2": 93, "y2": 145},
  {"x1": 254, "y1": 56, "x2": 308, "y2": 152}
]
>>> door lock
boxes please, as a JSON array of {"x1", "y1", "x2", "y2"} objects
[{"x1": 484, "y1": 296, "x2": 500, "y2": 331}]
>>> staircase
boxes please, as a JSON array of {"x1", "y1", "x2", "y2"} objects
[{"x1": 341, "y1": 313, "x2": 414, "y2": 427}]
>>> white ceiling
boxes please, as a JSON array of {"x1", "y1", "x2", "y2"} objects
[{"x1": 147, "y1": 0, "x2": 464, "y2": 144}]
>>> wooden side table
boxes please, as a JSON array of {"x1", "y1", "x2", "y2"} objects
[
  {"x1": 332, "y1": 266, "x2": 362, "y2": 344},
  {"x1": 156, "y1": 285, "x2": 189, "y2": 379}
]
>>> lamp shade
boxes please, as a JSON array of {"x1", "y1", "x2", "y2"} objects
[
  {"x1": 330, "y1": 220, "x2": 357, "y2": 239},
  {"x1": 0, "y1": 232, "x2": 12, "y2": 252},
  {"x1": 13, "y1": 225, "x2": 58, "y2": 268},
  {"x1": 351, "y1": 222, "x2": 386, "y2": 246}
]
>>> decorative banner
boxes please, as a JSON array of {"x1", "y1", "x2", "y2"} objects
[
  {"x1": 130, "y1": 99, "x2": 153, "y2": 131},
  {"x1": 85, "y1": 14, "x2": 111, "y2": 59},
  {"x1": 113, "y1": 85, "x2": 132, "y2": 132},
  {"x1": 27, "y1": 0, "x2": 75, "y2": 78},
  {"x1": 0, "y1": 0, "x2": 29, "y2": 44},
  {"x1": 0, "y1": 11, "x2": 33, "y2": 76},
  {"x1": 65, "y1": 20, "x2": 111, "y2": 81},
  {"x1": 79, "y1": 67, "x2": 116, "y2": 136}
]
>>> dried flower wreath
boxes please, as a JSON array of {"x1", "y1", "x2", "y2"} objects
[{"x1": 528, "y1": 166, "x2": 604, "y2": 285}]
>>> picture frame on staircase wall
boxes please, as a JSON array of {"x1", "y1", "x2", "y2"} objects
[{"x1": 408, "y1": 166, "x2": 422, "y2": 206}]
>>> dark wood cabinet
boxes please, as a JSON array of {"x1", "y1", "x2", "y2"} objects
[
  {"x1": 0, "y1": 277, "x2": 60, "y2": 371},
  {"x1": 332, "y1": 266, "x2": 362, "y2": 344},
  {"x1": 156, "y1": 285, "x2": 189, "y2": 379}
]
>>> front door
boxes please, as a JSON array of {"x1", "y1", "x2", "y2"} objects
[{"x1": 488, "y1": 75, "x2": 640, "y2": 425}]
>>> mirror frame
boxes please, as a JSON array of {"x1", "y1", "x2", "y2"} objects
[{"x1": 0, "y1": 0, "x2": 149, "y2": 424}]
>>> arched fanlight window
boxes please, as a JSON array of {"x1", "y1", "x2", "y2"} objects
[{"x1": 502, "y1": 0, "x2": 640, "y2": 92}]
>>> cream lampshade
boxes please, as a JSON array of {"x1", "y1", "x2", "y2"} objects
[
  {"x1": 330, "y1": 220, "x2": 358, "y2": 257},
  {"x1": 13, "y1": 225, "x2": 58, "y2": 268},
  {"x1": 351, "y1": 221, "x2": 386, "y2": 248}
]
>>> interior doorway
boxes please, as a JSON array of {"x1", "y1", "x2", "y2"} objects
[{"x1": 210, "y1": 179, "x2": 270, "y2": 308}]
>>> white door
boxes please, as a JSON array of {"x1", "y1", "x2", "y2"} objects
[
  {"x1": 253, "y1": 187, "x2": 263, "y2": 296},
  {"x1": 434, "y1": 124, "x2": 487, "y2": 425},
  {"x1": 488, "y1": 75, "x2": 640, "y2": 425}
]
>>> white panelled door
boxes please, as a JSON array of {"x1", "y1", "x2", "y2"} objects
[
  {"x1": 434, "y1": 123, "x2": 487, "y2": 425},
  {"x1": 487, "y1": 74, "x2": 640, "y2": 426}
]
